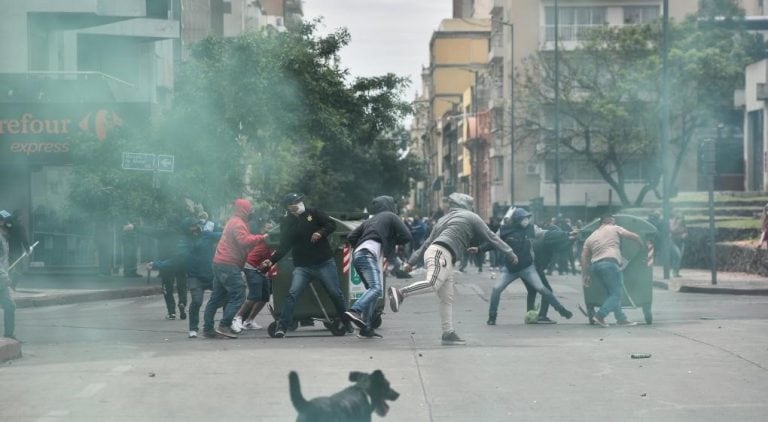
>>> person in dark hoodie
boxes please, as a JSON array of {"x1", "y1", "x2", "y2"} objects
[
  {"x1": 259, "y1": 193, "x2": 352, "y2": 338},
  {"x1": 344, "y1": 196, "x2": 412, "y2": 338},
  {"x1": 389, "y1": 193, "x2": 518, "y2": 346},
  {"x1": 148, "y1": 217, "x2": 222, "y2": 338},
  {"x1": 203, "y1": 199, "x2": 263, "y2": 339},
  {"x1": 524, "y1": 229, "x2": 575, "y2": 323},
  {"x1": 484, "y1": 207, "x2": 574, "y2": 326}
]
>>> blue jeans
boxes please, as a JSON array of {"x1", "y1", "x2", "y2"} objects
[
  {"x1": 590, "y1": 260, "x2": 628, "y2": 322},
  {"x1": 245, "y1": 268, "x2": 271, "y2": 302},
  {"x1": 203, "y1": 264, "x2": 245, "y2": 332},
  {"x1": 350, "y1": 250, "x2": 382, "y2": 327},
  {"x1": 489, "y1": 264, "x2": 567, "y2": 316},
  {"x1": 279, "y1": 258, "x2": 346, "y2": 328}
]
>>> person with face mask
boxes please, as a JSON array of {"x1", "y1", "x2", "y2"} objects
[
  {"x1": 483, "y1": 207, "x2": 574, "y2": 326},
  {"x1": 259, "y1": 193, "x2": 352, "y2": 338},
  {"x1": 0, "y1": 212, "x2": 17, "y2": 340}
]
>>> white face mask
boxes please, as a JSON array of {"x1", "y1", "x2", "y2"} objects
[
  {"x1": 520, "y1": 218, "x2": 530, "y2": 227},
  {"x1": 289, "y1": 202, "x2": 305, "y2": 215}
]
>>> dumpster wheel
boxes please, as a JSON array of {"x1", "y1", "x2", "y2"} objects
[{"x1": 328, "y1": 319, "x2": 348, "y2": 336}]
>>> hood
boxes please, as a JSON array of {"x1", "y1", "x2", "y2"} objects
[
  {"x1": 447, "y1": 193, "x2": 474, "y2": 211},
  {"x1": 511, "y1": 207, "x2": 531, "y2": 224},
  {"x1": 370, "y1": 196, "x2": 396, "y2": 214},
  {"x1": 233, "y1": 198, "x2": 252, "y2": 219}
]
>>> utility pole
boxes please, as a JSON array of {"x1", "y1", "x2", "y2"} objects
[
  {"x1": 509, "y1": 21, "x2": 515, "y2": 206},
  {"x1": 661, "y1": 0, "x2": 672, "y2": 280},
  {"x1": 554, "y1": 0, "x2": 561, "y2": 215}
]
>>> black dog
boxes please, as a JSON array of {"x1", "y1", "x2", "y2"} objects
[{"x1": 289, "y1": 370, "x2": 399, "y2": 422}]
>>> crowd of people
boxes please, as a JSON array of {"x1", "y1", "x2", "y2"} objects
[{"x1": 1, "y1": 195, "x2": 660, "y2": 345}]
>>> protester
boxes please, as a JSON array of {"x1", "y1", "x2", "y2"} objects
[
  {"x1": 0, "y1": 210, "x2": 30, "y2": 286},
  {"x1": 580, "y1": 214, "x2": 643, "y2": 327},
  {"x1": 526, "y1": 229, "x2": 574, "y2": 323},
  {"x1": 759, "y1": 203, "x2": 768, "y2": 250},
  {"x1": 670, "y1": 212, "x2": 688, "y2": 277},
  {"x1": 259, "y1": 193, "x2": 352, "y2": 338},
  {"x1": 121, "y1": 218, "x2": 141, "y2": 277},
  {"x1": 410, "y1": 215, "x2": 427, "y2": 252},
  {"x1": 483, "y1": 207, "x2": 574, "y2": 326},
  {"x1": 0, "y1": 212, "x2": 16, "y2": 339},
  {"x1": 232, "y1": 215, "x2": 273, "y2": 332},
  {"x1": 344, "y1": 196, "x2": 412, "y2": 338},
  {"x1": 389, "y1": 193, "x2": 518, "y2": 346},
  {"x1": 148, "y1": 217, "x2": 221, "y2": 338},
  {"x1": 203, "y1": 199, "x2": 263, "y2": 339}
]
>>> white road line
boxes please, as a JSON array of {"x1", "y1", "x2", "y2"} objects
[
  {"x1": 36, "y1": 410, "x2": 70, "y2": 422},
  {"x1": 74, "y1": 383, "x2": 106, "y2": 398},
  {"x1": 109, "y1": 365, "x2": 132, "y2": 376}
]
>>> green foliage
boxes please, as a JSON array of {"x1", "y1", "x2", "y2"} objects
[{"x1": 517, "y1": 5, "x2": 766, "y2": 207}]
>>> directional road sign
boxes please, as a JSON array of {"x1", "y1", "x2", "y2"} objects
[
  {"x1": 122, "y1": 153, "x2": 156, "y2": 171},
  {"x1": 157, "y1": 154, "x2": 175, "y2": 173}
]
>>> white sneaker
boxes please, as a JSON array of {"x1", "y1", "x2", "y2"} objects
[
  {"x1": 231, "y1": 317, "x2": 244, "y2": 333},
  {"x1": 188, "y1": 330, "x2": 198, "y2": 338},
  {"x1": 244, "y1": 319, "x2": 262, "y2": 330}
]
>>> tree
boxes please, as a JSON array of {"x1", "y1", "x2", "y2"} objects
[{"x1": 516, "y1": 4, "x2": 765, "y2": 206}]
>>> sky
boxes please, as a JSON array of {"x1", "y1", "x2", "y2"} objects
[{"x1": 302, "y1": 0, "x2": 452, "y2": 100}]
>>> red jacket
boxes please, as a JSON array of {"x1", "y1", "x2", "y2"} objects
[{"x1": 213, "y1": 199, "x2": 263, "y2": 268}]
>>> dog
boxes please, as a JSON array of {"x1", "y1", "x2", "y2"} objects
[{"x1": 289, "y1": 369, "x2": 399, "y2": 422}]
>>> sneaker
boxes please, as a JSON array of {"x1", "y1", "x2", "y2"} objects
[
  {"x1": 188, "y1": 330, "x2": 198, "y2": 338},
  {"x1": 166, "y1": 313, "x2": 176, "y2": 320},
  {"x1": 486, "y1": 315, "x2": 496, "y2": 325},
  {"x1": 344, "y1": 321, "x2": 355, "y2": 334},
  {"x1": 441, "y1": 331, "x2": 467, "y2": 346},
  {"x1": 617, "y1": 320, "x2": 638, "y2": 327},
  {"x1": 594, "y1": 315, "x2": 610, "y2": 328},
  {"x1": 214, "y1": 324, "x2": 238, "y2": 339},
  {"x1": 357, "y1": 328, "x2": 383, "y2": 339},
  {"x1": 536, "y1": 316, "x2": 557, "y2": 324},
  {"x1": 179, "y1": 305, "x2": 187, "y2": 320},
  {"x1": 388, "y1": 287, "x2": 403, "y2": 313},
  {"x1": 244, "y1": 320, "x2": 262, "y2": 330},
  {"x1": 231, "y1": 316, "x2": 244, "y2": 333},
  {"x1": 202, "y1": 330, "x2": 217, "y2": 338},
  {"x1": 274, "y1": 324, "x2": 286, "y2": 338},
  {"x1": 344, "y1": 310, "x2": 366, "y2": 329},
  {"x1": 559, "y1": 308, "x2": 574, "y2": 320}
]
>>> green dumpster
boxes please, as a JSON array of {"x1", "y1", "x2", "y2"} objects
[
  {"x1": 579, "y1": 214, "x2": 657, "y2": 324},
  {"x1": 266, "y1": 214, "x2": 381, "y2": 336}
]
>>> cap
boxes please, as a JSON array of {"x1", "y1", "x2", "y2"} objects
[{"x1": 280, "y1": 193, "x2": 304, "y2": 208}]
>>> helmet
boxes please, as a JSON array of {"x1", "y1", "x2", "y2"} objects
[
  {"x1": 280, "y1": 193, "x2": 304, "y2": 208},
  {"x1": 0, "y1": 210, "x2": 10, "y2": 222}
]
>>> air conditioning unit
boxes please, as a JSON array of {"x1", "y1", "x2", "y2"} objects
[{"x1": 526, "y1": 163, "x2": 541, "y2": 175}]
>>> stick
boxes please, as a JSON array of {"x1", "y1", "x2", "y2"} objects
[{"x1": 9, "y1": 241, "x2": 39, "y2": 271}]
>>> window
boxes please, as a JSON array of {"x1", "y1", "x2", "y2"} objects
[
  {"x1": 545, "y1": 7, "x2": 606, "y2": 42},
  {"x1": 544, "y1": 159, "x2": 648, "y2": 182},
  {"x1": 491, "y1": 156, "x2": 504, "y2": 184},
  {"x1": 623, "y1": 6, "x2": 660, "y2": 25}
]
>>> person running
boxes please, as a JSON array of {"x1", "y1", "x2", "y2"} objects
[
  {"x1": 232, "y1": 216, "x2": 273, "y2": 332},
  {"x1": 389, "y1": 193, "x2": 518, "y2": 346},
  {"x1": 581, "y1": 214, "x2": 643, "y2": 327},
  {"x1": 259, "y1": 193, "x2": 352, "y2": 338},
  {"x1": 148, "y1": 217, "x2": 222, "y2": 338},
  {"x1": 344, "y1": 196, "x2": 412, "y2": 338},
  {"x1": 483, "y1": 207, "x2": 574, "y2": 326},
  {"x1": 203, "y1": 199, "x2": 263, "y2": 339},
  {"x1": 0, "y1": 212, "x2": 17, "y2": 340}
]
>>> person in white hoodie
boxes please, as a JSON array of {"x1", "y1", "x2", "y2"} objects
[{"x1": 388, "y1": 193, "x2": 518, "y2": 346}]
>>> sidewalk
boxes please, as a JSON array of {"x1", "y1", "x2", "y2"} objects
[{"x1": 653, "y1": 265, "x2": 768, "y2": 295}]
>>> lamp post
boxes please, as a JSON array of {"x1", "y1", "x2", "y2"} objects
[
  {"x1": 554, "y1": 0, "x2": 561, "y2": 216},
  {"x1": 661, "y1": 0, "x2": 672, "y2": 280}
]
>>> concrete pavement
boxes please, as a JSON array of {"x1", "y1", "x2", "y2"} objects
[{"x1": 1, "y1": 264, "x2": 766, "y2": 364}]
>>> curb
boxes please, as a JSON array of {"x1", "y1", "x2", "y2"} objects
[
  {"x1": 652, "y1": 280, "x2": 669, "y2": 290},
  {"x1": 677, "y1": 285, "x2": 768, "y2": 296},
  {"x1": 0, "y1": 338, "x2": 22, "y2": 363},
  {"x1": 15, "y1": 286, "x2": 163, "y2": 308}
]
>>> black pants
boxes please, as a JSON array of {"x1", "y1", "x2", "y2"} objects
[
  {"x1": 122, "y1": 236, "x2": 138, "y2": 275},
  {"x1": 1, "y1": 283, "x2": 15, "y2": 337},
  {"x1": 524, "y1": 267, "x2": 556, "y2": 318},
  {"x1": 161, "y1": 269, "x2": 188, "y2": 315}
]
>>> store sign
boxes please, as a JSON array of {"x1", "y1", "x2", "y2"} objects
[{"x1": 0, "y1": 103, "x2": 146, "y2": 163}]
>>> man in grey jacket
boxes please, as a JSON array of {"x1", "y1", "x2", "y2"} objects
[{"x1": 389, "y1": 193, "x2": 518, "y2": 345}]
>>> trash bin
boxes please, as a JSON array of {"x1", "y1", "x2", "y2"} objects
[
  {"x1": 579, "y1": 214, "x2": 657, "y2": 324},
  {"x1": 265, "y1": 214, "x2": 374, "y2": 336}
]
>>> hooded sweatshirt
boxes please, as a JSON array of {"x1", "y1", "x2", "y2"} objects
[
  {"x1": 269, "y1": 205, "x2": 337, "y2": 267},
  {"x1": 213, "y1": 199, "x2": 264, "y2": 268},
  {"x1": 347, "y1": 196, "x2": 412, "y2": 260},
  {"x1": 408, "y1": 192, "x2": 516, "y2": 266}
]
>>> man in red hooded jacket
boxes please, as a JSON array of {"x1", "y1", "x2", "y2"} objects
[{"x1": 203, "y1": 199, "x2": 264, "y2": 339}]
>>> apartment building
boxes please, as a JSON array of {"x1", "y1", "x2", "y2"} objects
[{"x1": 488, "y1": 0, "x2": 704, "y2": 216}]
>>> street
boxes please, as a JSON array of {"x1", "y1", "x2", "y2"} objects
[{"x1": 2, "y1": 270, "x2": 768, "y2": 422}]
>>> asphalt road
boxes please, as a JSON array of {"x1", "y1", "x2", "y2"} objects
[{"x1": 2, "y1": 270, "x2": 768, "y2": 421}]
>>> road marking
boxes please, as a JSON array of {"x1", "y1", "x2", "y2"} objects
[
  {"x1": 74, "y1": 383, "x2": 106, "y2": 398},
  {"x1": 109, "y1": 365, "x2": 132, "y2": 376},
  {"x1": 36, "y1": 410, "x2": 70, "y2": 422}
]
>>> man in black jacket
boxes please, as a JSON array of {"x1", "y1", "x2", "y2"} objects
[
  {"x1": 344, "y1": 196, "x2": 412, "y2": 338},
  {"x1": 260, "y1": 193, "x2": 351, "y2": 338}
]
